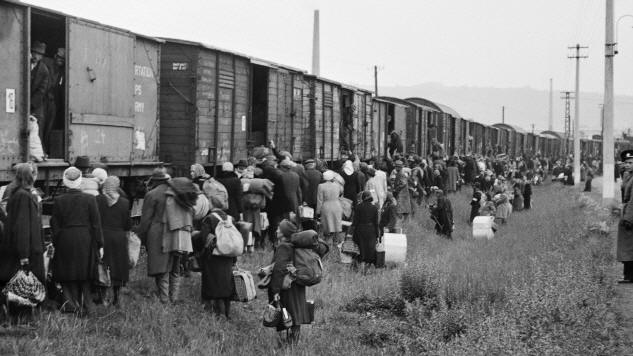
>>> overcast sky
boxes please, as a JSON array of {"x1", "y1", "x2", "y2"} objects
[{"x1": 25, "y1": 0, "x2": 633, "y2": 97}]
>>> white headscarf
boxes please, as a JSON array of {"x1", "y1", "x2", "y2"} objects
[
  {"x1": 63, "y1": 167, "x2": 82, "y2": 190},
  {"x1": 343, "y1": 160, "x2": 354, "y2": 175}
]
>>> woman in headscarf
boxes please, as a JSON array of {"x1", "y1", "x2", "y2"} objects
[
  {"x1": 215, "y1": 162, "x2": 243, "y2": 221},
  {"x1": 393, "y1": 160, "x2": 412, "y2": 223},
  {"x1": 430, "y1": 189, "x2": 453, "y2": 238},
  {"x1": 317, "y1": 170, "x2": 343, "y2": 243},
  {"x1": 95, "y1": 176, "x2": 132, "y2": 307},
  {"x1": 51, "y1": 167, "x2": 103, "y2": 315},
  {"x1": 190, "y1": 163, "x2": 209, "y2": 191},
  {"x1": 268, "y1": 219, "x2": 310, "y2": 344},
  {"x1": 352, "y1": 191, "x2": 380, "y2": 268},
  {"x1": 0, "y1": 163, "x2": 45, "y2": 291},
  {"x1": 340, "y1": 160, "x2": 362, "y2": 203},
  {"x1": 193, "y1": 208, "x2": 236, "y2": 319}
]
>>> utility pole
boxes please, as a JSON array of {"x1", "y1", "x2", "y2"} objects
[
  {"x1": 531, "y1": 124, "x2": 535, "y2": 134},
  {"x1": 603, "y1": 0, "x2": 616, "y2": 204},
  {"x1": 311, "y1": 10, "x2": 320, "y2": 76},
  {"x1": 502, "y1": 106, "x2": 505, "y2": 123},
  {"x1": 374, "y1": 65, "x2": 378, "y2": 96},
  {"x1": 568, "y1": 43, "x2": 588, "y2": 185},
  {"x1": 560, "y1": 91, "x2": 574, "y2": 156},
  {"x1": 548, "y1": 78, "x2": 554, "y2": 130}
]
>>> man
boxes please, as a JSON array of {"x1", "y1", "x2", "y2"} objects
[
  {"x1": 41, "y1": 48, "x2": 65, "y2": 152},
  {"x1": 430, "y1": 189, "x2": 453, "y2": 238},
  {"x1": 617, "y1": 149, "x2": 633, "y2": 283},
  {"x1": 30, "y1": 41, "x2": 51, "y2": 147},
  {"x1": 303, "y1": 159, "x2": 322, "y2": 209},
  {"x1": 388, "y1": 131, "x2": 403, "y2": 159}
]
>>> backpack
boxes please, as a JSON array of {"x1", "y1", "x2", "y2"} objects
[
  {"x1": 211, "y1": 213, "x2": 244, "y2": 257},
  {"x1": 203, "y1": 178, "x2": 229, "y2": 210},
  {"x1": 293, "y1": 247, "x2": 323, "y2": 287}
]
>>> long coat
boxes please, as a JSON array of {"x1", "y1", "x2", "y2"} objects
[
  {"x1": 51, "y1": 189, "x2": 103, "y2": 282},
  {"x1": 304, "y1": 168, "x2": 323, "y2": 209},
  {"x1": 261, "y1": 165, "x2": 288, "y2": 224},
  {"x1": 194, "y1": 211, "x2": 236, "y2": 300},
  {"x1": 30, "y1": 60, "x2": 50, "y2": 120},
  {"x1": 216, "y1": 171, "x2": 243, "y2": 221},
  {"x1": 317, "y1": 181, "x2": 343, "y2": 234},
  {"x1": 136, "y1": 182, "x2": 170, "y2": 276},
  {"x1": 446, "y1": 166, "x2": 460, "y2": 192},
  {"x1": 96, "y1": 195, "x2": 132, "y2": 285},
  {"x1": 268, "y1": 241, "x2": 310, "y2": 328},
  {"x1": 0, "y1": 187, "x2": 45, "y2": 283},
  {"x1": 353, "y1": 201, "x2": 379, "y2": 264},
  {"x1": 617, "y1": 173, "x2": 633, "y2": 262},
  {"x1": 393, "y1": 171, "x2": 412, "y2": 214},
  {"x1": 431, "y1": 196, "x2": 453, "y2": 236},
  {"x1": 280, "y1": 167, "x2": 302, "y2": 215}
]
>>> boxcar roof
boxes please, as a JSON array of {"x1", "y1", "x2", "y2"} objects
[
  {"x1": 14, "y1": 0, "x2": 163, "y2": 43},
  {"x1": 250, "y1": 57, "x2": 307, "y2": 74},
  {"x1": 405, "y1": 97, "x2": 442, "y2": 112},
  {"x1": 161, "y1": 37, "x2": 250, "y2": 59},
  {"x1": 540, "y1": 130, "x2": 565, "y2": 139},
  {"x1": 374, "y1": 96, "x2": 411, "y2": 107},
  {"x1": 434, "y1": 103, "x2": 463, "y2": 119},
  {"x1": 493, "y1": 123, "x2": 527, "y2": 134},
  {"x1": 340, "y1": 83, "x2": 373, "y2": 95}
]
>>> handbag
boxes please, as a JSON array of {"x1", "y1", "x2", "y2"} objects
[
  {"x1": 95, "y1": 259, "x2": 111, "y2": 287},
  {"x1": 263, "y1": 300, "x2": 282, "y2": 327},
  {"x1": 341, "y1": 235, "x2": 360, "y2": 256}
]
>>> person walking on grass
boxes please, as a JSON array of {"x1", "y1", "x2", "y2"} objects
[
  {"x1": 617, "y1": 150, "x2": 633, "y2": 283},
  {"x1": 352, "y1": 191, "x2": 380, "y2": 271},
  {"x1": 430, "y1": 189, "x2": 453, "y2": 238},
  {"x1": 317, "y1": 170, "x2": 343, "y2": 244},
  {"x1": 95, "y1": 176, "x2": 131, "y2": 307},
  {"x1": 269, "y1": 219, "x2": 311, "y2": 345}
]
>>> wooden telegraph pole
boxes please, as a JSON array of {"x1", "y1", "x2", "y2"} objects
[{"x1": 603, "y1": 0, "x2": 616, "y2": 204}]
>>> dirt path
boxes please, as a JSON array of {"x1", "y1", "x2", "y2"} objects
[{"x1": 588, "y1": 176, "x2": 633, "y2": 353}]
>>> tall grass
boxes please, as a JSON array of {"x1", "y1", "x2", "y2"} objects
[{"x1": 0, "y1": 183, "x2": 624, "y2": 355}]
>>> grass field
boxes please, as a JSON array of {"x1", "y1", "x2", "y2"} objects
[{"x1": 0, "y1": 182, "x2": 626, "y2": 355}]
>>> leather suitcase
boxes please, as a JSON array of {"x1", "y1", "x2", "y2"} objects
[{"x1": 232, "y1": 269, "x2": 256, "y2": 302}]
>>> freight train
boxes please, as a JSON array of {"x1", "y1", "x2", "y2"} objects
[{"x1": 0, "y1": 1, "x2": 609, "y2": 191}]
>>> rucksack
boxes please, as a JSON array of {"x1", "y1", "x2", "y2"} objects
[
  {"x1": 293, "y1": 247, "x2": 323, "y2": 287},
  {"x1": 211, "y1": 213, "x2": 244, "y2": 257},
  {"x1": 203, "y1": 178, "x2": 229, "y2": 210}
]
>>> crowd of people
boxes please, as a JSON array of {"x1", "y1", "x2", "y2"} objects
[{"x1": 1, "y1": 133, "x2": 622, "y2": 343}]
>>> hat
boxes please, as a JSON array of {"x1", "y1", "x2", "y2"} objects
[
  {"x1": 323, "y1": 170, "x2": 336, "y2": 181},
  {"x1": 74, "y1": 156, "x2": 91, "y2": 169},
  {"x1": 279, "y1": 219, "x2": 298, "y2": 237},
  {"x1": 236, "y1": 159, "x2": 248, "y2": 168},
  {"x1": 304, "y1": 159, "x2": 315, "y2": 165},
  {"x1": 55, "y1": 48, "x2": 65, "y2": 59},
  {"x1": 279, "y1": 159, "x2": 293, "y2": 168},
  {"x1": 31, "y1": 41, "x2": 46, "y2": 55},
  {"x1": 394, "y1": 160, "x2": 404, "y2": 167},
  {"x1": 222, "y1": 162, "x2": 234, "y2": 172},
  {"x1": 279, "y1": 151, "x2": 292, "y2": 160},
  {"x1": 150, "y1": 168, "x2": 169, "y2": 181},
  {"x1": 91, "y1": 168, "x2": 108, "y2": 184},
  {"x1": 620, "y1": 149, "x2": 633, "y2": 161},
  {"x1": 63, "y1": 167, "x2": 82, "y2": 189}
]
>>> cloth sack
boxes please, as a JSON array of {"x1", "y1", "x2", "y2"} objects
[
  {"x1": 2, "y1": 270, "x2": 46, "y2": 307},
  {"x1": 211, "y1": 213, "x2": 244, "y2": 257},
  {"x1": 28, "y1": 116, "x2": 45, "y2": 162},
  {"x1": 203, "y1": 178, "x2": 229, "y2": 210},
  {"x1": 263, "y1": 300, "x2": 282, "y2": 327},
  {"x1": 293, "y1": 247, "x2": 323, "y2": 287},
  {"x1": 128, "y1": 231, "x2": 141, "y2": 268},
  {"x1": 339, "y1": 197, "x2": 353, "y2": 220}
]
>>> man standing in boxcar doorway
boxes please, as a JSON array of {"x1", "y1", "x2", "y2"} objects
[
  {"x1": 41, "y1": 48, "x2": 65, "y2": 153},
  {"x1": 30, "y1": 41, "x2": 51, "y2": 147},
  {"x1": 617, "y1": 150, "x2": 633, "y2": 283}
]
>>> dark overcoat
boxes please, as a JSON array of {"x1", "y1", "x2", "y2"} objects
[
  {"x1": 304, "y1": 168, "x2": 323, "y2": 208},
  {"x1": 268, "y1": 241, "x2": 310, "y2": 328},
  {"x1": 30, "y1": 61, "x2": 50, "y2": 120},
  {"x1": 617, "y1": 173, "x2": 633, "y2": 262},
  {"x1": 261, "y1": 165, "x2": 288, "y2": 223},
  {"x1": 280, "y1": 168, "x2": 302, "y2": 215},
  {"x1": 216, "y1": 171, "x2": 243, "y2": 221},
  {"x1": 96, "y1": 195, "x2": 132, "y2": 285},
  {"x1": 353, "y1": 201, "x2": 379, "y2": 264},
  {"x1": 0, "y1": 187, "x2": 45, "y2": 283},
  {"x1": 136, "y1": 182, "x2": 170, "y2": 276},
  {"x1": 431, "y1": 196, "x2": 453, "y2": 236},
  {"x1": 194, "y1": 211, "x2": 236, "y2": 300},
  {"x1": 51, "y1": 189, "x2": 103, "y2": 282}
]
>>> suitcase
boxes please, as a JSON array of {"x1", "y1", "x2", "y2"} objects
[
  {"x1": 232, "y1": 269, "x2": 257, "y2": 302},
  {"x1": 306, "y1": 300, "x2": 315, "y2": 323}
]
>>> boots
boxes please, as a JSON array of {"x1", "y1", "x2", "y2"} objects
[{"x1": 169, "y1": 272, "x2": 182, "y2": 304}]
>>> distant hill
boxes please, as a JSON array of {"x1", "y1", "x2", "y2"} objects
[{"x1": 378, "y1": 83, "x2": 633, "y2": 136}]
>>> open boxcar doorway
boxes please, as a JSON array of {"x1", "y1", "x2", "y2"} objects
[{"x1": 250, "y1": 64, "x2": 269, "y2": 149}]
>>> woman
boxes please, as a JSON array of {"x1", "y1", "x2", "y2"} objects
[
  {"x1": 317, "y1": 170, "x2": 343, "y2": 243},
  {"x1": 268, "y1": 219, "x2": 310, "y2": 344},
  {"x1": 96, "y1": 176, "x2": 131, "y2": 307},
  {"x1": 379, "y1": 192, "x2": 398, "y2": 234},
  {"x1": 193, "y1": 209, "x2": 236, "y2": 319},
  {"x1": 340, "y1": 160, "x2": 362, "y2": 203},
  {"x1": 494, "y1": 194, "x2": 512, "y2": 224},
  {"x1": 470, "y1": 183, "x2": 484, "y2": 223},
  {"x1": 0, "y1": 163, "x2": 45, "y2": 290},
  {"x1": 51, "y1": 167, "x2": 103, "y2": 315},
  {"x1": 352, "y1": 191, "x2": 380, "y2": 267},
  {"x1": 190, "y1": 163, "x2": 209, "y2": 191},
  {"x1": 446, "y1": 160, "x2": 460, "y2": 193},
  {"x1": 216, "y1": 162, "x2": 243, "y2": 221},
  {"x1": 512, "y1": 184, "x2": 524, "y2": 212},
  {"x1": 430, "y1": 189, "x2": 453, "y2": 238},
  {"x1": 240, "y1": 165, "x2": 266, "y2": 250},
  {"x1": 392, "y1": 161, "x2": 412, "y2": 223}
]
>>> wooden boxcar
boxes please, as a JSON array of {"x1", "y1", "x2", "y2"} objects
[
  {"x1": 0, "y1": 1, "x2": 162, "y2": 183},
  {"x1": 406, "y1": 97, "x2": 446, "y2": 157},
  {"x1": 159, "y1": 39, "x2": 250, "y2": 176},
  {"x1": 340, "y1": 85, "x2": 373, "y2": 159},
  {"x1": 434, "y1": 102, "x2": 464, "y2": 156},
  {"x1": 540, "y1": 131, "x2": 566, "y2": 158},
  {"x1": 307, "y1": 76, "x2": 341, "y2": 161},
  {"x1": 469, "y1": 121, "x2": 485, "y2": 155},
  {"x1": 372, "y1": 97, "x2": 409, "y2": 158}
]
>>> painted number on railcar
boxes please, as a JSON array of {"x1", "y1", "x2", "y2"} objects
[
  {"x1": 172, "y1": 62, "x2": 188, "y2": 71},
  {"x1": 134, "y1": 65, "x2": 154, "y2": 78}
]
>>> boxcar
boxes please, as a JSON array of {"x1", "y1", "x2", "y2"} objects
[
  {"x1": 307, "y1": 76, "x2": 341, "y2": 161},
  {"x1": 159, "y1": 39, "x2": 251, "y2": 176},
  {"x1": 435, "y1": 103, "x2": 464, "y2": 157},
  {"x1": 405, "y1": 97, "x2": 444, "y2": 158},
  {"x1": 540, "y1": 130, "x2": 566, "y2": 158},
  {"x1": 469, "y1": 121, "x2": 485, "y2": 155},
  {"x1": 0, "y1": 1, "x2": 162, "y2": 184},
  {"x1": 493, "y1": 123, "x2": 529, "y2": 158},
  {"x1": 372, "y1": 97, "x2": 409, "y2": 158}
]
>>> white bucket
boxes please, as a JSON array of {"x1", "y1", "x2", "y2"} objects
[
  {"x1": 383, "y1": 233, "x2": 407, "y2": 263},
  {"x1": 472, "y1": 216, "x2": 495, "y2": 240}
]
